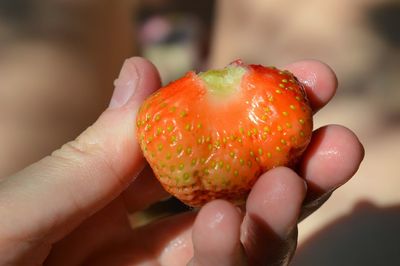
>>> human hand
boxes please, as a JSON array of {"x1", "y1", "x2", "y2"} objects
[{"x1": 0, "y1": 58, "x2": 364, "y2": 265}]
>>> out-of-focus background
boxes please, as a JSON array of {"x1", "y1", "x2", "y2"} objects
[{"x1": 0, "y1": 0, "x2": 399, "y2": 264}]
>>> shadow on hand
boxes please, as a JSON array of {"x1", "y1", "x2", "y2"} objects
[{"x1": 292, "y1": 201, "x2": 400, "y2": 266}]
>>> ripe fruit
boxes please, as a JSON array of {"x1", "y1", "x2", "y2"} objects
[{"x1": 136, "y1": 60, "x2": 312, "y2": 207}]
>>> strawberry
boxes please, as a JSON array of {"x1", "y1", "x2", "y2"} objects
[{"x1": 136, "y1": 60, "x2": 312, "y2": 207}]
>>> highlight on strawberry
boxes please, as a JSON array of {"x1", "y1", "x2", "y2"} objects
[{"x1": 136, "y1": 60, "x2": 313, "y2": 207}]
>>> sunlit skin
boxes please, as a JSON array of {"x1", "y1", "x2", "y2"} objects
[{"x1": 0, "y1": 58, "x2": 364, "y2": 265}]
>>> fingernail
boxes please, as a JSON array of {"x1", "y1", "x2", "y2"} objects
[{"x1": 109, "y1": 59, "x2": 139, "y2": 109}]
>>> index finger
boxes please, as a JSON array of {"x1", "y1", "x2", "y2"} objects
[{"x1": 284, "y1": 60, "x2": 338, "y2": 113}]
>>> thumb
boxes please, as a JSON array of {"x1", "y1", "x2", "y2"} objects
[{"x1": 0, "y1": 58, "x2": 160, "y2": 250}]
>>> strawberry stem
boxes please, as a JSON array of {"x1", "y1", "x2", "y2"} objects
[{"x1": 198, "y1": 65, "x2": 246, "y2": 97}]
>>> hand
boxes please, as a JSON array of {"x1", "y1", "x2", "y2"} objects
[{"x1": 0, "y1": 58, "x2": 364, "y2": 265}]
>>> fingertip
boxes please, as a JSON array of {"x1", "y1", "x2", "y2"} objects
[
  {"x1": 285, "y1": 60, "x2": 337, "y2": 112},
  {"x1": 125, "y1": 57, "x2": 161, "y2": 105},
  {"x1": 301, "y1": 124, "x2": 365, "y2": 193},
  {"x1": 241, "y1": 167, "x2": 305, "y2": 264},
  {"x1": 191, "y1": 200, "x2": 245, "y2": 265},
  {"x1": 246, "y1": 167, "x2": 307, "y2": 236},
  {"x1": 193, "y1": 200, "x2": 241, "y2": 252}
]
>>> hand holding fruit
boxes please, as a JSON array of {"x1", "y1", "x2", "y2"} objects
[{"x1": 0, "y1": 58, "x2": 363, "y2": 265}]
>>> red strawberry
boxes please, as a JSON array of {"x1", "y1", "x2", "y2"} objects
[{"x1": 136, "y1": 60, "x2": 312, "y2": 207}]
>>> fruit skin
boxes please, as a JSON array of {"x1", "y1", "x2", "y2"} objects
[{"x1": 136, "y1": 60, "x2": 313, "y2": 207}]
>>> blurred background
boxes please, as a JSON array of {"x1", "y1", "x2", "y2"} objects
[{"x1": 0, "y1": 0, "x2": 399, "y2": 264}]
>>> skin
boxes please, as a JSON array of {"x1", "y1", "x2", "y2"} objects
[{"x1": 0, "y1": 57, "x2": 364, "y2": 265}]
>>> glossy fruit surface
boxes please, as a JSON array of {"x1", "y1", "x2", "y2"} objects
[{"x1": 136, "y1": 60, "x2": 313, "y2": 207}]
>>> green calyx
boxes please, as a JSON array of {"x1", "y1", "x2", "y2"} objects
[{"x1": 198, "y1": 65, "x2": 246, "y2": 97}]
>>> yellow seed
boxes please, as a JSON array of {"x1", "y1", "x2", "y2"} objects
[
  {"x1": 276, "y1": 146, "x2": 282, "y2": 152},
  {"x1": 155, "y1": 114, "x2": 160, "y2": 121},
  {"x1": 282, "y1": 79, "x2": 288, "y2": 83},
  {"x1": 262, "y1": 134, "x2": 267, "y2": 140},
  {"x1": 279, "y1": 84, "x2": 285, "y2": 89},
  {"x1": 276, "y1": 89, "x2": 282, "y2": 94},
  {"x1": 247, "y1": 130, "x2": 252, "y2": 137},
  {"x1": 268, "y1": 96, "x2": 274, "y2": 102},
  {"x1": 177, "y1": 146, "x2": 183, "y2": 153},
  {"x1": 234, "y1": 170, "x2": 239, "y2": 176},
  {"x1": 226, "y1": 164, "x2": 231, "y2": 172},
  {"x1": 288, "y1": 86, "x2": 294, "y2": 91},
  {"x1": 282, "y1": 111, "x2": 288, "y2": 116},
  {"x1": 264, "y1": 107, "x2": 271, "y2": 113},
  {"x1": 167, "y1": 125, "x2": 173, "y2": 132},
  {"x1": 253, "y1": 128, "x2": 258, "y2": 134},
  {"x1": 281, "y1": 139, "x2": 286, "y2": 145},
  {"x1": 145, "y1": 114, "x2": 151, "y2": 121},
  {"x1": 211, "y1": 161, "x2": 216, "y2": 168},
  {"x1": 295, "y1": 96, "x2": 301, "y2": 101},
  {"x1": 267, "y1": 152, "x2": 272, "y2": 158},
  {"x1": 230, "y1": 151, "x2": 235, "y2": 158},
  {"x1": 289, "y1": 79, "x2": 295, "y2": 83},
  {"x1": 255, "y1": 157, "x2": 260, "y2": 162},
  {"x1": 215, "y1": 140, "x2": 220, "y2": 147},
  {"x1": 200, "y1": 158, "x2": 206, "y2": 164},
  {"x1": 258, "y1": 148, "x2": 263, "y2": 155},
  {"x1": 170, "y1": 165, "x2": 175, "y2": 172},
  {"x1": 183, "y1": 173, "x2": 189, "y2": 180},
  {"x1": 179, "y1": 163, "x2": 184, "y2": 170},
  {"x1": 191, "y1": 159, "x2": 197, "y2": 166},
  {"x1": 158, "y1": 144, "x2": 163, "y2": 151},
  {"x1": 261, "y1": 115, "x2": 267, "y2": 121},
  {"x1": 240, "y1": 158, "x2": 245, "y2": 165},
  {"x1": 186, "y1": 147, "x2": 192, "y2": 155},
  {"x1": 300, "y1": 131, "x2": 305, "y2": 137},
  {"x1": 247, "y1": 160, "x2": 252, "y2": 167},
  {"x1": 223, "y1": 137, "x2": 227, "y2": 144},
  {"x1": 299, "y1": 119, "x2": 305, "y2": 125},
  {"x1": 218, "y1": 161, "x2": 224, "y2": 168},
  {"x1": 290, "y1": 105, "x2": 296, "y2": 110},
  {"x1": 169, "y1": 106, "x2": 176, "y2": 112},
  {"x1": 205, "y1": 136, "x2": 211, "y2": 143},
  {"x1": 208, "y1": 144, "x2": 212, "y2": 150},
  {"x1": 250, "y1": 151, "x2": 255, "y2": 157},
  {"x1": 156, "y1": 127, "x2": 162, "y2": 135},
  {"x1": 180, "y1": 110, "x2": 187, "y2": 117},
  {"x1": 197, "y1": 123, "x2": 202, "y2": 129},
  {"x1": 166, "y1": 153, "x2": 171, "y2": 160},
  {"x1": 185, "y1": 124, "x2": 191, "y2": 131},
  {"x1": 170, "y1": 135, "x2": 177, "y2": 143},
  {"x1": 238, "y1": 138, "x2": 243, "y2": 143},
  {"x1": 197, "y1": 137, "x2": 203, "y2": 144},
  {"x1": 239, "y1": 127, "x2": 244, "y2": 134},
  {"x1": 264, "y1": 126, "x2": 270, "y2": 132},
  {"x1": 286, "y1": 122, "x2": 292, "y2": 128},
  {"x1": 277, "y1": 125, "x2": 283, "y2": 131}
]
